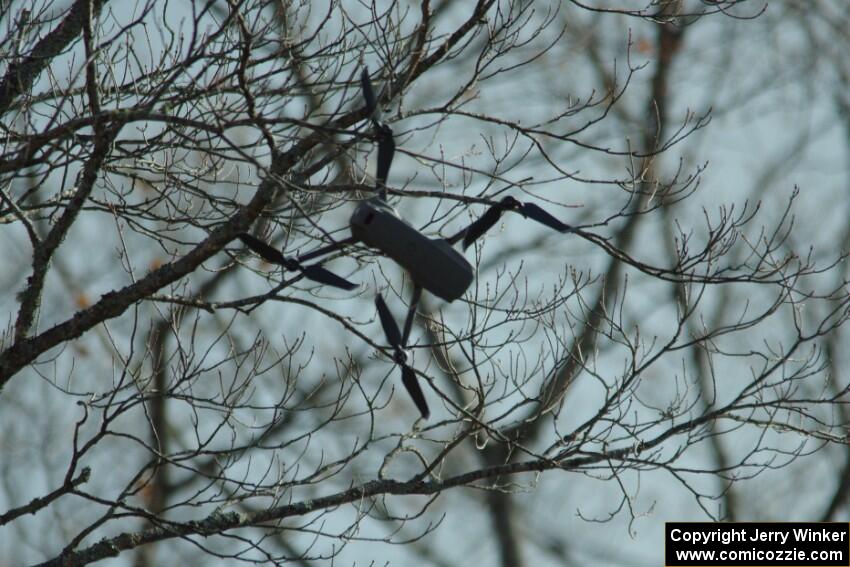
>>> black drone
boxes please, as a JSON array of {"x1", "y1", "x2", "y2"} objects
[{"x1": 235, "y1": 68, "x2": 573, "y2": 418}]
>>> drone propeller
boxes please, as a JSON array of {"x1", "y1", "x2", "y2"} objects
[
  {"x1": 361, "y1": 68, "x2": 396, "y2": 193},
  {"x1": 237, "y1": 234, "x2": 357, "y2": 291},
  {"x1": 375, "y1": 293, "x2": 430, "y2": 418},
  {"x1": 375, "y1": 124, "x2": 395, "y2": 188},
  {"x1": 360, "y1": 67, "x2": 378, "y2": 122},
  {"x1": 462, "y1": 197, "x2": 573, "y2": 250}
]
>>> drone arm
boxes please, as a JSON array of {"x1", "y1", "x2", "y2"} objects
[
  {"x1": 445, "y1": 227, "x2": 467, "y2": 246},
  {"x1": 461, "y1": 202, "x2": 509, "y2": 249},
  {"x1": 296, "y1": 236, "x2": 356, "y2": 263}
]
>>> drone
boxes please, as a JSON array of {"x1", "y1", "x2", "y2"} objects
[{"x1": 235, "y1": 68, "x2": 574, "y2": 419}]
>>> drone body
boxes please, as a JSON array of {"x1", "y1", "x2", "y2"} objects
[{"x1": 350, "y1": 199, "x2": 473, "y2": 302}]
